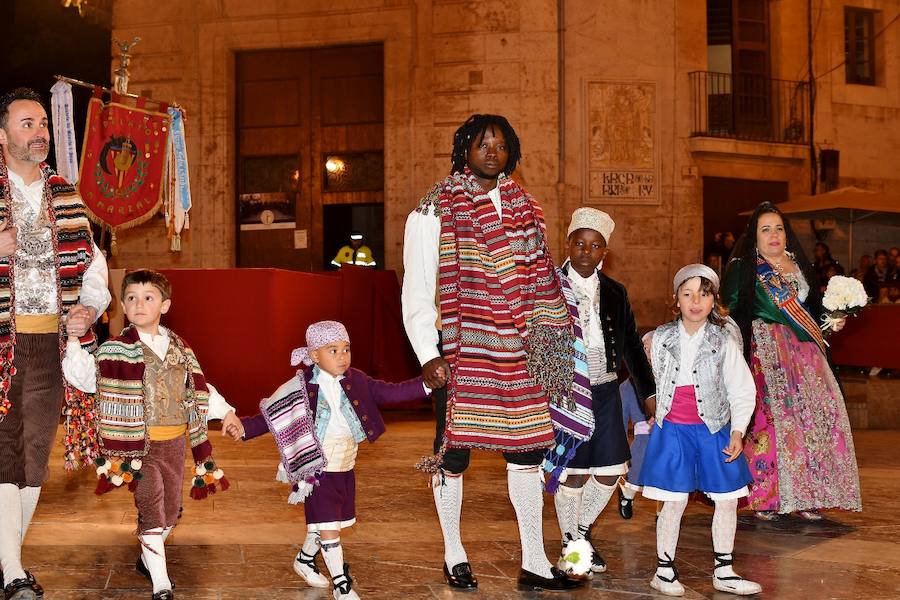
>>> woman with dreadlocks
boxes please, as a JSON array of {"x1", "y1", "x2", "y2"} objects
[
  {"x1": 721, "y1": 202, "x2": 861, "y2": 521},
  {"x1": 401, "y1": 114, "x2": 583, "y2": 592}
]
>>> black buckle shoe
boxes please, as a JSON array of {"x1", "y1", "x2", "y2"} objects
[
  {"x1": 23, "y1": 573, "x2": 42, "y2": 599},
  {"x1": 3, "y1": 576, "x2": 39, "y2": 600},
  {"x1": 443, "y1": 562, "x2": 477, "y2": 589},
  {"x1": 517, "y1": 567, "x2": 583, "y2": 591},
  {"x1": 618, "y1": 487, "x2": 634, "y2": 520},
  {"x1": 151, "y1": 590, "x2": 174, "y2": 600}
]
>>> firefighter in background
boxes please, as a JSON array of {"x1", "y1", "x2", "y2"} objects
[{"x1": 331, "y1": 231, "x2": 376, "y2": 268}]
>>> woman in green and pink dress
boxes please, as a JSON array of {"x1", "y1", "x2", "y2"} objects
[{"x1": 722, "y1": 202, "x2": 861, "y2": 520}]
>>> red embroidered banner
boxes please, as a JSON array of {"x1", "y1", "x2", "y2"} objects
[{"x1": 78, "y1": 90, "x2": 170, "y2": 230}]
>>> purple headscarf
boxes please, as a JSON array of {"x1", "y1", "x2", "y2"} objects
[{"x1": 290, "y1": 320, "x2": 350, "y2": 366}]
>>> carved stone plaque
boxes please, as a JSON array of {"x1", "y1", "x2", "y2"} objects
[{"x1": 585, "y1": 81, "x2": 659, "y2": 205}]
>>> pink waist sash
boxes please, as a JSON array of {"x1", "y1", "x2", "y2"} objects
[{"x1": 664, "y1": 385, "x2": 703, "y2": 425}]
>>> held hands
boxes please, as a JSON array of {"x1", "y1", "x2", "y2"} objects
[
  {"x1": 222, "y1": 410, "x2": 244, "y2": 441},
  {"x1": 0, "y1": 220, "x2": 18, "y2": 258},
  {"x1": 65, "y1": 304, "x2": 97, "y2": 338},
  {"x1": 832, "y1": 317, "x2": 847, "y2": 333},
  {"x1": 722, "y1": 431, "x2": 744, "y2": 463},
  {"x1": 422, "y1": 356, "x2": 450, "y2": 390},
  {"x1": 643, "y1": 395, "x2": 657, "y2": 420}
]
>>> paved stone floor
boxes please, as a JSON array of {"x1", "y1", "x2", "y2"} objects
[{"x1": 23, "y1": 414, "x2": 900, "y2": 599}]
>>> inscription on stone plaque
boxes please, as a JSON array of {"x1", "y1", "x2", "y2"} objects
[{"x1": 586, "y1": 81, "x2": 658, "y2": 205}]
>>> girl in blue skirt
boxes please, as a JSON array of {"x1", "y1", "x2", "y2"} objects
[{"x1": 639, "y1": 264, "x2": 761, "y2": 597}]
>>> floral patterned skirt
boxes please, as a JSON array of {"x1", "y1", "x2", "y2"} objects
[{"x1": 743, "y1": 321, "x2": 861, "y2": 513}]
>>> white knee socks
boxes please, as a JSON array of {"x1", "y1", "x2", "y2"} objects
[
  {"x1": 0, "y1": 484, "x2": 25, "y2": 586},
  {"x1": 656, "y1": 499, "x2": 688, "y2": 580},
  {"x1": 507, "y1": 467, "x2": 553, "y2": 578},
  {"x1": 577, "y1": 477, "x2": 616, "y2": 538},
  {"x1": 321, "y1": 537, "x2": 351, "y2": 593},
  {"x1": 139, "y1": 528, "x2": 171, "y2": 593},
  {"x1": 433, "y1": 473, "x2": 468, "y2": 568},
  {"x1": 301, "y1": 531, "x2": 320, "y2": 558},
  {"x1": 554, "y1": 484, "x2": 582, "y2": 543},
  {"x1": 712, "y1": 498, "x2": 738, "y2": 578},
  {"x1": 19, "y1": 486, "x2": 40, "y2": 543}
]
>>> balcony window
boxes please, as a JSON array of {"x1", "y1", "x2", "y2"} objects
[
  {"x1": 689, "y1": 71, "x2": 809, "y2": 145},
  {"x1": 845, "y1": 7, "x2": 877, "y2": 86}
]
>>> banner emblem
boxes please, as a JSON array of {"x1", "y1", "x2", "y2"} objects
[{"x1": 78, "y1": 90, "x2": 170, "y2": 232}]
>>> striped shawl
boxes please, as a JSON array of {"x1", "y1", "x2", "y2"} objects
[
  {"x1": 96, "y1": 325, "x2": 211, "y2": 460},
  {"x1": 541, "y1": 269, "x2": 596, "y2": 491},
  {"x1": 259, "y1": 370, "x2": 326, "y2": 486},
  {"x1": 435, "y1": 169, "x2": 573, "y2": 453},
  {"x1": 0, "y1": 157, "x2": 97, "y2": 468}
]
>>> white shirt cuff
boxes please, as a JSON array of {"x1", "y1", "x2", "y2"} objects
[
  {"x1": 61, "y1": 338, "x2": 97, "y2": 393},
  {"x1": 206, "y1": 383, "x2": 236, "y2": 420}
]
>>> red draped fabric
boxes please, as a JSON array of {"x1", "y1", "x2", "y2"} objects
[{"x1": 828, "y1": 304, "x2": 900, "y2": 370}]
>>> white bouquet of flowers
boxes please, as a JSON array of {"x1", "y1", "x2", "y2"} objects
[
  {"x1": 821, "y1": 275, "x2": 869, "y2": 335},
  {"x1": 557, "y1": 537, "x2": 594, "y2": 577}
]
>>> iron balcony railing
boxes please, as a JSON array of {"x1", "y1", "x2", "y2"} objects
[{"x1": 689, "y1": 71, "x2": 810, "y2": 145}]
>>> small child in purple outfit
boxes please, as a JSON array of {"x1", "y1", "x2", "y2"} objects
[{"x1": 225, "y1": 320, "x2": 429, "y2": 600}]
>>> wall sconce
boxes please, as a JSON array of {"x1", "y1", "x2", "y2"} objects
[
  {"x1": 61, "y1": 0, "x2": 86, "y2": 16},
  {"x1": 325, "y1": 157, "x2": 346, "y2": 174}
]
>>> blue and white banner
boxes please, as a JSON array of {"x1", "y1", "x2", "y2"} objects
[
  {"x1": 165, "y1": 107, "x2": 192, "y2": 250},
  {"x1": 50, "y1": 81, "x2": 79, "y2": 183}
]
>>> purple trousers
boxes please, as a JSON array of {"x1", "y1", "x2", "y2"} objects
[{"x1": 304, "y1": 470, "x2": 356, "y2": 531}]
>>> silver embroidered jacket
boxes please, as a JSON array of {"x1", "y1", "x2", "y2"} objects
[{"x1": 651, "y1": 320, "x2": 755, "y2": 435}]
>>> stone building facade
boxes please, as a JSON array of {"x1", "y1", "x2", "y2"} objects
[{"x1": 109, "y1": 0, "x2": 899, "y2": 327}]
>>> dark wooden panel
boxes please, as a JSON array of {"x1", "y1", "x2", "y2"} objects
[
  {"x1": 311, "y1": 44, "x2": 383, "y2": 75},
  {"x1": 237, "y1": 49, "x2": 305, "y2": 81},
  {"x1": 320, "y1": 74, "x2": 384, "y2": 125},
  {"x1": 319, "y1": 123, "x2": 384, "y2": 151},
  {"x1": 239, "y1": 126, "x2": 305, "y2": 155},
  {"x1": 241, "y1": 80, "x2": 301, "y2": 127},
  {"x1": 707, "y1": 0, "x2": 732, "y2": 45}
]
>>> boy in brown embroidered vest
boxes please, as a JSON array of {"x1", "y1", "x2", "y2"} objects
[{"x1": 63, "y1": 269, "x2": 231, "y2": 600}]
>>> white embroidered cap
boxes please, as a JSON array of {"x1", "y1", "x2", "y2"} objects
[
  {"x1": 673, "y1": 263, "x2": 720, "y2": 295},
  {"x1": 567, "y1": 207, "x2": 615, "y2": 243}
]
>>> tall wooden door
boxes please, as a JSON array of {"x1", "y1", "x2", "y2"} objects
[
  {"x1": 731, "y1": 0, "x2": 771, "y2": 139},
  {"x1": 236, "y1": 44, "x2": 384, "y2": 270}
]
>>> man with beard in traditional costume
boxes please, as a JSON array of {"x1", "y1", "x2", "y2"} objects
[{"x1": 0, "y1": 88, "x2": 111, "y2": 600}]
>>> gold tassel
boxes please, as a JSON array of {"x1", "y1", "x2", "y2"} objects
[{"x1": 110, "y1": 229, "x2": 118, "y2": 256}]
